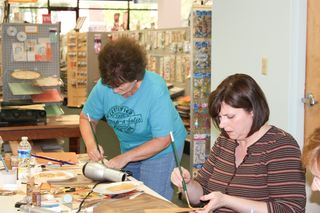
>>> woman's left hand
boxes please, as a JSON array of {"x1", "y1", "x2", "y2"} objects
[
  {"x1": 194, "y1": 191, "x2": 225, "y2": 213},
  {"x1": 105, "y1": 154, "x2": 130, "y2": 170}
]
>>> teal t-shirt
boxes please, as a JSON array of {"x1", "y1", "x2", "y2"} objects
[{"x1": 82, "y1": 71, "x2": 187, "y2": 159}]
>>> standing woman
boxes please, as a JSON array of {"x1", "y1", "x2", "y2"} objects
[
  {"x1": 80, "y1": 37, "x2": 187, "y2": 200},
  {"x1": 171, "y1": 73, "x2": 306, "y2": 212},
  {"x1": 302, "y1": 128, "x2": 320, "y2": 191}
]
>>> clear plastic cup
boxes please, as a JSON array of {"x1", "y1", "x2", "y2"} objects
[{"x1": 0, "y1": 170, "x2": 17, "y2": 185}]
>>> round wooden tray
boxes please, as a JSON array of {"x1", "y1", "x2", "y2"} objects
[{"x1": 11, "y1": 69, "x2": 41, "y2": 80}]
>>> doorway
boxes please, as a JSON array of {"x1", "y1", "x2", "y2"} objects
[{"x1": 305, "y1": 0, "x2": 320, "y2": 142}]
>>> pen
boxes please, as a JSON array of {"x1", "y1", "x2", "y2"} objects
[{"x1": 170, "y1": 131, "x2": 192, "y2": 208}]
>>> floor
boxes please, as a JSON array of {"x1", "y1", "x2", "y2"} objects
[{"x1": 62, "y1": 106, "x2": 190, "y2": 207}]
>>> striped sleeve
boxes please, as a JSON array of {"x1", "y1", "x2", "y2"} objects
[{"x1": 265, "y1": 134, "x2": 306, "y2": 213}]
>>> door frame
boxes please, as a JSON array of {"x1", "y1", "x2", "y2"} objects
[{"x1": 288, "y1": 0, "x2": 307, "y2": 146}]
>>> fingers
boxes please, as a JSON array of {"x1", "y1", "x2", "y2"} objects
[
  {"x1": 200, "y1": 194, "x2": 210, "y2": 202},
  {"x1": 171, "y1": 167, "x2": 191, "y2": 187},
  {"x1": 171, "y1": 168, "x2": 183, "y2": 187},
  {"x1": 181, "y1": 167, "x2": 191, "y2": 183},
  {"x1": 105, "y1": 159, "x2": 115, "y2": 168},
  {"x1": 102, "y1": 158, "x2": 109, "y2": 165},
  {"x1": 88, "y1": 147, "x2": 104, "y2": 162},
  {"x1": 198, "y1": 192, "x2": 224, "y2": 212},
  {"x1": 104, "y1": 156, "x2": 125, "y2": 170}
]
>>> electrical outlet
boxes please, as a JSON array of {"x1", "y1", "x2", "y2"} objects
[{"x1": 261, "y1": 57, "x2": 268, "y2": 75}]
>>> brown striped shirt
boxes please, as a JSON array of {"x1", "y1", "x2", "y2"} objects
[{"x1": 195, "y1": 126, "x2": 306, "y2": 213}]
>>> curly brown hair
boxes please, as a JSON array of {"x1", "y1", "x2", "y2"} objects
[
  {"x1": 302, "y1": 128, "x2": 320, "y2": 171},
  {"x1": 208, "y1": 73, "x2": 269, "y2": 138},
  {"x1": 98, "y1": 37, "x2": 147, "y2": 88}
]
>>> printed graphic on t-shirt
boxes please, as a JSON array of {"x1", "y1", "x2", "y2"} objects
[{"x1": 106, "y1": 106, "x2": 143, "y2": 133}]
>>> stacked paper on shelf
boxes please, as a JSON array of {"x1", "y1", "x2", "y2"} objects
[
  {"x1": 8, "y1": 82, "x2": 42, "y2": 95},
  {"x1": 31, "y1": 89, "x2": 63, "y2": 103}
]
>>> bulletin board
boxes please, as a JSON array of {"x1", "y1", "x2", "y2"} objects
[{"x1": 1, "y1": 23, "x2": 60, "y2": 101}]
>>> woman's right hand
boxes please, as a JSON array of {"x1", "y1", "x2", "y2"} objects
[
  {"x1": 87, "y1": 144, "x2": 105, "y2": 161},
  {"x1": 170, "y1": 167, "x2": 191, "y2": 188}
]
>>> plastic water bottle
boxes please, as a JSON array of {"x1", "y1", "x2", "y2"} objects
[{"x1": 17, "y1": 136, "x2": 32, "y2": 182}]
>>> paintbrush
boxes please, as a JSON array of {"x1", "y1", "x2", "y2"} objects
[
  {"x1": 31, "y1": 153, "x2": 75, "y2": 165},
  {"x1": 170, "y1": 131, "x2": 192, "y2": 208},
  {"x1": 87, "y1": 113, "x2": 105, "y2": 165}
]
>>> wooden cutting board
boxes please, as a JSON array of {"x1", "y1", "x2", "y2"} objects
[{"x1": 93, "y1": 193, "x2": 188, "y2": 213}]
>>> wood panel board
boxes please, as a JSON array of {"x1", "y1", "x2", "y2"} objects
[{"x1": 93, "y1": 193, "x2": 188, "y2": 213}]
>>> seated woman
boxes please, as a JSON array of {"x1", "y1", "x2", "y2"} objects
[
  {"x1": 302, "y1": 128, "x2": 320, "y2": 191},
  {"x1": 171, "y1": 73, "x2": 306, "y2": 213}
]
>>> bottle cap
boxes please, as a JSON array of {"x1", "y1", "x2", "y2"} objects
[
  {"x1": 63, "y1": 194, "x2": 73, "y2": 203},
  {"x1": 21, "y1": 136, "x2": 28, "y2": 141}
]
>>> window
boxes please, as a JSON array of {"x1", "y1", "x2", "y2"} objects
[{"x1": 5, "y1": 0, "x2": 158, "y2": 34}]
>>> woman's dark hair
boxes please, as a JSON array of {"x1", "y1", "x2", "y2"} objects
[
  {"x1": 98, "y1": 37, "x2": 147, "y2": 87},
  {"x1": 208, "y1": 73, "x2": 269, "y2": 137}
]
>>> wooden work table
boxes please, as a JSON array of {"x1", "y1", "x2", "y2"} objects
[
  {"x1": 0, "y1": 154, "x2": 185, "y2": 213},
  {"x1": 0, "y1": 114, "x2": 81, "y2": 153}
]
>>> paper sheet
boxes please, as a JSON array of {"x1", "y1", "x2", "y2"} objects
[{"x1": 8, "y1": 82, "x2": 42, "y2": 95}]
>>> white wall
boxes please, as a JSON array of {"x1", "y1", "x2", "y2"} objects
[
  {"x1": 211, "y1": 0, "x2": 303, "y2": 142},
  {"x1": 212, "y1": 0, "x2": 319, "y2": 212},
  {"x1": 158, "y1": 0, "x2": 181, "y2": 28}
]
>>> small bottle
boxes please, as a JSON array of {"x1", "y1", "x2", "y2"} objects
[
  {"x1": 32, "y1": 185, "x2": 41, "y2": 207},
  {"x1": 17, "y1": 136, "x2": 32, "y2": 182}
]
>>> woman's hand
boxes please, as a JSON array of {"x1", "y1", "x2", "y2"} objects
[
  {"x1": 195, "y1": 191, "x2": 226, "y2": 213},
  {"x1": 170, "y1": 167, "x2": 191, "y2": 188},
  {"x1": 87, "y1": 144, "x2": 105, "y2": 161},
  {"x1": 105, "y1": 154, "x2": 130, "y2": 170}
]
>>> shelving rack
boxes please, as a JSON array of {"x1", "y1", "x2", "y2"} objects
[
  {"x1": 111, "y1": 27, "x2": 191, "y2": 88},
  {"x1": 66, "y1": 31, "x2": 110, "y2": 107},
  {"x1": 189, "y1": 5, "x2": 212, "y2": 177}
]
